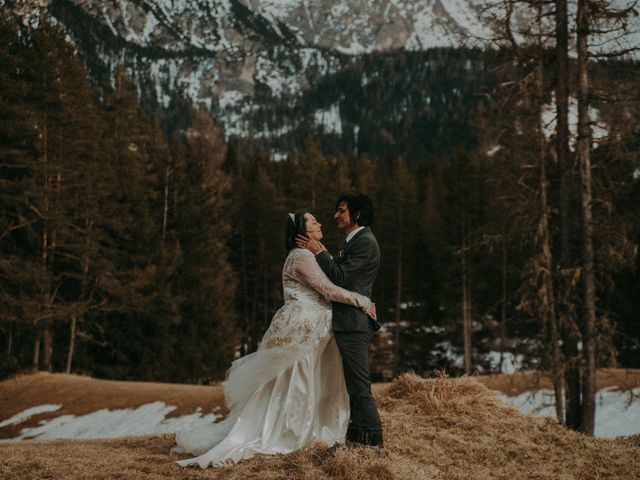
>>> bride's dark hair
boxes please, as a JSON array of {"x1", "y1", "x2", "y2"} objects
[{"x1": 284, "y1": 210, "x2": 309, "y2": 253}]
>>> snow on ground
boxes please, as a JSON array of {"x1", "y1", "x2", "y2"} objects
[
  {"x1": 3, "y1": 387, "x2": 638, "y2": 442},
  {"x1": 0, "y1": 404, "x2": 62, "y2": 428},
  {"x1": 498, "y1": 387, "x2": 640, "y2": 438},
  {"x1": 483, "y1": 351, "x2": 524, "y2": 375},
  {"x1": 1, "y1": 402, "x2": 219, "y2": 442}
]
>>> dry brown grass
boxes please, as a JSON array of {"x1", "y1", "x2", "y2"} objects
[{"x1": 1, "y1": 371, "x2": 639, "y2": 479}]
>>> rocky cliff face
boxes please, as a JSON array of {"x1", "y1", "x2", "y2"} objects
[
  {"x1": 61, "y1": 0, "x2": 487, "y2": 53},
  {"x1": 7, "y1": 0, "x2": 637, "y2": 156},
  {"x1": 27, "y1": 0, "x2": 487, "y2": 148}
]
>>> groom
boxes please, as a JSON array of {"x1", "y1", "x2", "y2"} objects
[{"x1": 297, "y1": 193, "x2": 383, "y2": 448}]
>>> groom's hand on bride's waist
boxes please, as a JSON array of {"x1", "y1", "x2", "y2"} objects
[{"x1": 296, "y1": 235, "x2": 326, "y2": 255}]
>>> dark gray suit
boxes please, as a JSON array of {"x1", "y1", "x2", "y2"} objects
[
  {"x1": 316, "y1": 227, "x2": 381, "y2": 332},
  {"x1": 315, "y1": 227, "x2": 383, "y2": 446}
]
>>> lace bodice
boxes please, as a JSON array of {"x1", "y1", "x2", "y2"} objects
[
  {"x1": 259, "y1": 249, "x2": 371, "y2": 350},
  {"x1": 283, "y1": 248, "x2": 371, "y2": 309}
]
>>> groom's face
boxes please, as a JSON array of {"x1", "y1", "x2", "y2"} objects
[{"x1": 334, "y1": 201, "x2": 354, "y2": 231}]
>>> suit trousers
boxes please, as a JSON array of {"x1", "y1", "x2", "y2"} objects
[{"x1": 333, "y1": 328, "x2": 383, "y2": 446}]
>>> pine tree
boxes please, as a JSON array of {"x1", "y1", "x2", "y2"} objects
[
  {"x1": 91, "y1": 67, "x2": 165, "y2": 379},
  {"x1": 12, "y1": 18, "x2": 106, "y2": 372},
  {"x1": 479, "y1": 0, "x2": 638, "y2": 432},
  {"x1": 0, "y1": 16, "x2": 35, "y2": 377},
  {"x1": 167, "y1": 107, "x2": 237, "y2": 381},
  {"x1": 231, "y1": 156, "x2": 284, "y2": 354},
  {"x1": 373, "y1": 157, "x2": 418, "y2": 374}
]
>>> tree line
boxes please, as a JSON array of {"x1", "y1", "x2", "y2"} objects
[
  {"x1": 1, "y1": 9, "x2": 639, "y2": 437},
  {"x1": 478, "y1": 0, "x2": 639, "y2": 433},
  {"x1": 0, "y1": 17, "x2": 235, "y2": 382}
]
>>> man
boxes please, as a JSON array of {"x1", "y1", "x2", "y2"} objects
[{"x1": 296, "y1": 193, "x2": 383, "y2": 448}]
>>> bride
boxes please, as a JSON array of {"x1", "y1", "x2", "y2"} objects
[{"x1": 173, "y1": 210, "x2": 376, "y2": 468}]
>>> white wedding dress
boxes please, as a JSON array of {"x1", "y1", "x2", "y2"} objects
[{"x1": 174, "y1": 248, "x2": 372, "y2": 468}]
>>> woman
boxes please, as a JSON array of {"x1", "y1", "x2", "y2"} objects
[{"x1": 173, "y1": 210, "x2": 376, "y2": 468}]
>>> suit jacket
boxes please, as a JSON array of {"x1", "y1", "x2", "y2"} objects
[{"x1": 315, "y1": 227, "x2": 381, "y2": 332}]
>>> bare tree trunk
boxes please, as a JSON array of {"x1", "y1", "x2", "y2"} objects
[
  {"x1": 7, "y1": 326, "x2": 12, "y2": 355},
  {"x1": 249, "y1": 239, "x2": 263, "y2": 353},
  {"x1": 240, "y1": 227, "x2": 249, "y2": 357},
  {"x1": 577, "y1": 0, "x2": 597, "y2": 435},
  {"x1": 499, "y1": 239, "x2": 507, "y2": 372},
  {"x1": 262, "y1": 241, "x2": 269, "y2": 339},
  {"x1": 556, "y1": 0, "x2": 582, "y2": 432},
  {"x1": 461, "y1": 221, "x2": 472, "y2": 374},
  {"x1": 162, "y1": 164, "x2": 170, "y2": 246},
  {"x1": 42, "y1": 323, "x2": 53, "y2": 372},
  {"x1": 250, "y1": 273, "x2": 259, "y2": 353},
  {"x1": 310, "y1": 166, "x2": 317, "y2": 210},
  {"x1": 564, "y1": 330, "x2": 582, "y2": 428},
  {"x1": 38, "y1": 118, "x2": 49, "y2": 373},
  {"x1": 65, "y1": 315, "x2": 76, "y2": 373},
  {"x1": 555, "y1": 0, "x2": 570, "y2": 263},
  {"x1": 540, "y1": 134, "x2": 565, "y2": 424},
  {"x1": 32, "y1": 333, "x2": 41, "y2": 370},
  {"x1": 67, "y1": 218, "x2": 93, "y2": 374},
  {"x1": 41, "y1": 170, "x2": 63, "y2": 373},
  {"x1": 394, "y1": 201, "x2": 404, "y2": 375},
  {"x1": 465, "y1": 273, "x2": 472, "y2": 374},
  {"x1": 532, "y1": 34, "x2": 565, "y2": 423}
]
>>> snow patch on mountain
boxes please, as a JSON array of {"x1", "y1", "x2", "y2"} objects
[
  {"x1": 218, "y1": 90, "x2": 255, "y2": 138},
  {"x1": 314, "y1": 103, "x2": 342, "y2": 135}
]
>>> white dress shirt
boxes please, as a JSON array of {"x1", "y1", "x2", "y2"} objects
[{"x1": 345, "y1": 226, "x2": 365, "y2": 244}]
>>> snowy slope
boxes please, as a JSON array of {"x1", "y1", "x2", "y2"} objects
[
  {"x1": 5, "y1": 0, "x2": 637, "y2": 142},
  {"x1": 2, "y1": 387, "x2": 638, "y2": 441},
  {"x1": 64, "y1": 0, "x2": 489, "y2": 53},
  {"x1": 246, "y1": 0, "x2": 491, "y2": 52}
]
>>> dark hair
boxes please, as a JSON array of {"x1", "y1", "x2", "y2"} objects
[
  {"x1": 284, "y1": 209, "x2": 309, "y2": 253},
  {"x1": 335, "y1": 193, "x2": 374, "y2": 227}
]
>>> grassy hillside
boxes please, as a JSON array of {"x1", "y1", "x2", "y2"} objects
[{"x1": 1, "y1": 371, "x2": 639, "y2": 479}]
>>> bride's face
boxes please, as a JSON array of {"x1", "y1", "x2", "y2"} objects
[{"x1": 304, "y1": 213, "x2": 323, "y2": 241}]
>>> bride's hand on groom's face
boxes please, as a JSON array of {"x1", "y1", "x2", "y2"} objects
[{"x1": 296, "y1": 234, "x2": 325, "y2": 254}]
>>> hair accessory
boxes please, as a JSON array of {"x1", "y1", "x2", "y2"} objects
[{"x1": 289, "y1": 212, "x2": 295, "y2": 222}]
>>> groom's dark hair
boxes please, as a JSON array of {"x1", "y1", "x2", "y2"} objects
[{"x1": 336, "y1": 193, "x2": 374, "y2": 227}]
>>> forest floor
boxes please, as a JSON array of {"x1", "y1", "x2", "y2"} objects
[{"x1": 1, "y1": 369, "x2": 639, "y2": 479}]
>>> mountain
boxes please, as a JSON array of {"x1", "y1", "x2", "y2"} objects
[
  {"x1": 2, "y1": 0, "x2": 481, "y2": 156},
  {"x1": 57, "y1": 0, "x2": 489, "y2": 53},
  {"x1": 4, "y1": 0, "x2": 638, "y2": 159}
]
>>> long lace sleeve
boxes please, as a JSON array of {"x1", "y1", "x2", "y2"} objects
[{"x1": 292, "y1": 251, "x2": 372, "y2": 311}]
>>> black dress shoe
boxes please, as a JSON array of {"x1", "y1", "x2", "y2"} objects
[{"x1": 345, "y1": 427, "x2": 384, "y2": 447}]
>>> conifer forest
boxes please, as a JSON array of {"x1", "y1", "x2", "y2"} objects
[{"x1": 1, "y1": 2, "x2": 639, "y2": 435}]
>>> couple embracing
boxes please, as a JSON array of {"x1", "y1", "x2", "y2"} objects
[{"x1": 174, "y1": 193, "x2": 384, "y2": 468}]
